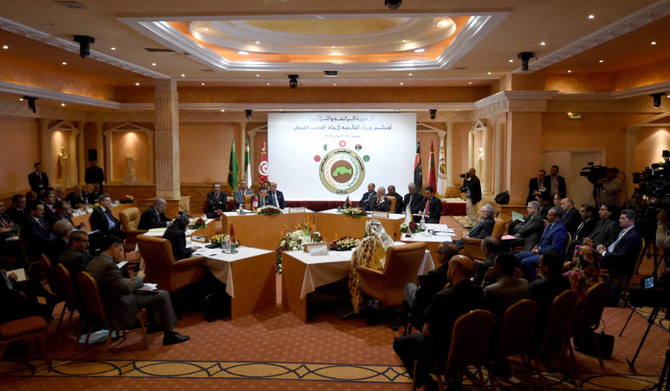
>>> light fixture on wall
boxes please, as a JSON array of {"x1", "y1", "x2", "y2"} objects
[
  {"x1": 23, "y1": 96, "x2": 37, "y2": 113},
  {"x1": 385, "y1": 0, "x2": 401, "y2": 10},
  {"x1": 245, "y1": 109, "x2": 253, "y2": 120},
  {"x1": 288, "y1": 74, "x2": 299, "y2": 89},
  {"x1": 73, "y1": 35, "x2": 95, "y2": 58},
  {"x1": 429, "y1": 109, "x2": 437, "y2": 120},
  {"x1": 651, "y1": 92, "x2": 665, "y2": 108},
  {"x1": 517, "y1": 51, "x2": 536, "y2": 71}
]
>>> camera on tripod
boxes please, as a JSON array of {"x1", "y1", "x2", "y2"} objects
[
  {"x1": 629, "y1": 272, "x2": 669, "y2": 318},
  {"x1": 579, "y1": 162, "x2": 610, "y2": 184},
  {"x1": 632, "y1": 150, "x2": 670, "y2": 201},
  {"x1": 459, "y1": 172, "x2": 470, "y2": 193}
]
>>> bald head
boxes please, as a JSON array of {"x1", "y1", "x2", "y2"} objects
[{"x1": 448, "y1": 255, "x2": 475, "y2": 283}]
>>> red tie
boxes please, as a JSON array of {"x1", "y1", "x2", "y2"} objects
[
  {"x1": 0, "y1": 216, "x2": 7, "y2": 228},
  {"x1": 424, "y1": 199, "x2": 430, "y2": 215}
]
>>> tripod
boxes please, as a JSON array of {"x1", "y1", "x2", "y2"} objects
[{"x1": 625, "y1": 305, "x2": 663, "y2": 373}]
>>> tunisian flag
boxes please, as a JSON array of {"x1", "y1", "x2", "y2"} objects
[
  {"x1": 426, "y1": 140, "x2": 437, "y2": 190},
  {"x1": 258, "y1": 139, "x2": 268, "y2": 185},
  {"x1": 414, "y1": 142, "x2": 423, "y2": 191}
]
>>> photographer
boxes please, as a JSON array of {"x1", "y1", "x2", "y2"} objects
[
  {"x1": 596, "y1": 167, "x2": 624, "y2": 211},
  {"x1": 461, "y1": 168, "x2": 481, "y2": 229}
]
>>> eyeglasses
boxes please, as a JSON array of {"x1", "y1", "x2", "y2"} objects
[{"x1": 75, "y1": 238, "x2": 89, "y2": 243}]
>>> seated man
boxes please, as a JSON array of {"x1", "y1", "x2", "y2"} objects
[
  {"x1": 403, "y1": 242, "x2": 459, "y2": 331},
  {"x1": 50, "y1": 200, "x2": 86, "y2": 229},
  {"x1": 162, "y1": 216, "x2": 196, "y2": 261},
  {"x1": 403, "y1": 182, "x2": 423, "y2": 214},
  {"x1": 41, "y1": 191, "x2": 58, "y2": 224},
  {"x1": 24, "y1": 201, "x2": 55, "y2": 261},
  {"x1": 86, "y1": 183, "x2": 102, "y2": 205},
  {"x1": 537, "y1": 193, "x2": 553, "y2": 220},
  {"x1": 386, "y1": 185, "x2": 404, "y2": 214},
  {"x1": 59, "y1": 230, "x2": 93, "y2": 275},
  {"x1": 45, "y1": 220, "x2": 72, "y2": 264},
  {"x1": 515, "y1": 207, "x2": 568, "y2": 281},
  {"x1": 367, "y1": 187, "x2": 392, "y2": 212},
  {"x1": 233, "y1": 180, "x2": 254, "y2": 208},
  {"x1": 581, "y1": 204, "x2": 621, "y2": 250},
  {"x1": 560, "y1": 197, "x2": 581, "y2": 236},
  {"x1": 567, "y1": 204, "x2": 598, "y2": 255},
  {"x1": 66, "y1": 184, "x2": 88, "y2": 209},
  {"x1": 87, "y1": 235, "x2": 190, "y2": 345},
  {"x1": 6, "y1": 194, "x2": 28, "y2": 227},
  {"x1": 205, "y1": 182, "x2": 227, "y2": 218},
  {"x1": 503, "y1": 200, "x2": 544, "y2": 251},
  {"x1": 0, "y1": 200, "x2": 22, "y2": 265},
  {"x1": 596, "y1": 209, "x2": 642, "y2": 280},
  {"x1": 250, "y1": 186, "x2": 271, "y2": 209},
  {"x1": 138, "y1": 198, "x2": 171, "y2": 230},
  {"x1": 268, "y1": 182, "x2": 286, "y2": 209},
  {"x1": 393, "y1": 255, "x2": 484, "y2": 390},
  {"x1": 89, "y1": 195, "x2": 125, "y2": 239},
  {"x1": 483, "y1": 253, "x2": 530, "y2": 319},
  {"x1": 359, "y1": 183, "x2": 376, "y2": 211},
  {"x1": 453, "y1": 203, "x2": 495, "y2": 249},
  {"x1": 415, "y1": 186, "x2": 441, "y2": 223},
  {"x1": 529, "y1": 249, "x2": 571, "y2": 345},
  {"x1": 473, "y1": 237, "x2": 501, "y2": 286},
  {"x1": 0, "y1": 269, "x2": 54, "y2": 323}
]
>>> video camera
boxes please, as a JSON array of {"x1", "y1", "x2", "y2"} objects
[
  {"x1": 629, "y1": 272, "x2": 670, "y2": 319},
  {"x1": 579, "y1": 162, "x2": 610, "y2": 185},
  {"x1": 632, "y1": 150, "x2": 670, "y2": 202}
]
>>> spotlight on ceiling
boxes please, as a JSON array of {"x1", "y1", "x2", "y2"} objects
[
  {"x1": 73, "y1": 35, "x2": 95, "y2": 58},
  {"x1": 517, "y1": 51, "x2": 536, "y2": 71},
  {"x1": 288, "y1": 74, "x2": 299, "y2": 89},
  {"x1": 651, "y1": 92, "x2": 665, "y2": 108},
  {"x1": 385, "y1": 0, "x2": 401, "y2": 10},
  {"x1": 245, "y1": 109, "x2": 253, "y2": 120},
  {"x1": 429, "y1": 109, "x2": 437, "y2": 120},
  {"x1": 23, "y1": 96, "x2": 37, "y2": 113}
]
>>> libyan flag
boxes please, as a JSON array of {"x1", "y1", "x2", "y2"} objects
[
  {"x1": 426, "y1": 140, "x2": 436, "y2": 190},
  {"x1": 414, "y1": 142, "x2": 423, "y2": 191},
  {"x1": 228, "y1": 141, "x2": 239, "y2": 189}
]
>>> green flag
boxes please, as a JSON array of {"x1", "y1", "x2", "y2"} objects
[
  {"x1": 228, "y1": 141, "x2": 239, "y2": 189},
  {"x1": 245, "y1": 139, "x2": 251, "y2": 185}
]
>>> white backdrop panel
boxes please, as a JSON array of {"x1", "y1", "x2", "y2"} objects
[{"x1": 268, "y1": 112, "x2": 416, "y2": 201}]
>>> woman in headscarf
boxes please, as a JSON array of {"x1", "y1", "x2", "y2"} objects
[{"x1": 347, "y1": 219, "x2": 394, "y2": 315}]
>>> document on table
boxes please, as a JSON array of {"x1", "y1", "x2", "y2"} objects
[{"x1": 8, "y1": 268, "x2": 27, "y2": 282}]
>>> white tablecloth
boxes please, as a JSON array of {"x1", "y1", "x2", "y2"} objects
[
  {"x1": 402, "y1": 223, "x2": 456, "y2": 243},
  {"x1": 319, "y1": 208, "x2": 405, "y2": 220},
  {"x1": 194, "y1": 246, "x2": 273, "y2": 298},
  {"x1": 222, "y1": 208, "x2": 314, "y2": 217}
]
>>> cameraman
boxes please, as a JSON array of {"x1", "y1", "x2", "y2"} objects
[
  {"x1": 656, "y1": 209, "x2": 670, "y2": 250},
  {"x1": 596, "y1": 167, "x2": 623, "y2": 211},
  {"x1": 462, "y1": 168, "x2": 482, "y2": 228}
]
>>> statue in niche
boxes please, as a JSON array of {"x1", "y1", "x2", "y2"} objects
[
  {"x1": 57, "y1": 146, "x2": 69, "y2": 181},
  {"x1": 123, "y1": 155, "x2": 137, "y2": 185}
]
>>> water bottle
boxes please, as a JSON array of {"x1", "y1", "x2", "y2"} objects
[
  {"x1": 419, "y1": 213, "x2": 426, "y2": 231},
  {"x1": 226, "y1": 236, "x2": 232, "y2": 253}
]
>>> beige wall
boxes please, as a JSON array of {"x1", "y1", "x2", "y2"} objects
[
  {"x1": 180, "y1": 122, "x2": 238, "y2": 185},
  {"x1": 635, "y1": 126, "x2": 670, "y2": 172},
  {"x1": 110, "y1": 131, "x2": 150, "y2": 183},
  {"x1": 0, "y1": 115, "x2": 40, "y2": 196}
]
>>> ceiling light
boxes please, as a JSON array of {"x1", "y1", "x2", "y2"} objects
[
  {"x1": 62, "y1": 61, "x2": 67, "y2": 65},
  {"x1": 651, "y1": 41, "x2": 657, "y2": 45},
  {"x1": 19, "y1": 98, "x2": 24, "y2": 101},
  {"x1": 436, "y1": 19, "x2": 449, "y2": 28},
  {"x1": 468, "y1": 82, "x2": 472, "y2": 85},
  {"x1": 238, "y1": 50, "x2": 249, "y2": 55},
  {"x1": 61, "y1": 103, "x2": 66, "y2": 107},
  {"x1": 2, "y1": 45, "x2": 8, "y2": 50},
  {"x1": 487, "y1": 72, "x2": 491, "y2": 75},
  {"x1": 408, "y1": 73, "x2": 413, "y2": 76},
  {"x1": 181, "y1": 73, "x2": 186, "y2": 77},
  {"x1": 651, "y1": 92, "x2": 664, "y2": 108},
  {"x1": 203, "y1": 27, "x2": 209, "y2": 31},
  {"x1": 540, "y1": 41, "x2": 546, "y2": 46},
  {"x1": 402, "y1": 39, "x2": 406, "y2": 43},
  {"x1": 414, "y1": 48, "x2": 425, "y2": 53},
  {"x1": 201, "y1": 82, "x2": 205, "y2": 86},
  {"x1": 256, "y1": 74, "x2": 260, "y2": 77},
  {"x1": 151, "y1": 62, "x2": 157, "y2": 66},
  {"x1": 220, "y1": 109, "x2": 225, "y2": 112},
  {"x1": 508, "y1": 59, "x2": 513, "y2": 63},
  {"x1": 255, "y1": 41, "x2": 260, "y2": 44},
  {"x1": 288, "y1": 74, "x2": 299, "y2": 89},
  {"x1": 599, "y1": 59, "x2": 604, "y2": 63},
  {"x1": 331, "y1": 46, "x2": 336, "y2": 49},
  {"x1": 400, "y1": 82, "x2": 404, "y2": 86},
  {"x1": 588, "y1": 14, "x2": 595, "y2": 19},
  {"x1": 110, "y1": 47, "x2": 116, "y2": 51},
  {"x1": 135, "y1": 82, "x2": 140, "y2": 86},
  {"x1": 567, "y1": 70, "x2": 572, "y2": 73},
  {"x1": 333, "y1": 83, "x2": 337, "y2": 86},
  {"x1": 429, "y1": 109, "x2": 437, "y2": 119},
  {"x1": 266, "y1": 82, "x2": 270, "y2": 86}
]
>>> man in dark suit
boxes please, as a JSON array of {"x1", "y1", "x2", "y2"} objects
[
  {"x1": 87, "y1": 235, "x2": 189, "y2": 345},
  {"x1": 582, "y1": 204, "x2": 621, "y2": 249},
  {"x1": 453, "y1": 203, "x2": 495, "y2": 249},
  {"x1": 268, "y1": 182, "x2": 286, "y2": 209},
  {"x1": 162, "y1": 216, "x2": 195, "y2": 261},
  {"x1": 233, "y1": 180, "x2": 254, "y2": 208},
  {"x1": 23, "y1": 201, "x2": 55, "y2": 261},
  {"x1": 527, "y1": 169, "x2": 550, "y2": 203},
  {"x1": 548, "y1": 165, "x2": 567, "y2": 197},
  {"x1": 367, "y1": 187, "x2": 392, "y2": 212},
  {"x1": 45, "y1": 220, "x2": 72, "y2": 265},
  {"x1": 138, "y1": 199, "x2": 171, "y2": 230},
  {"x1": 393, "y1": 255, "x2": 484, "y2": 390},
  {"x1": 89, "y1": 195, "x2": 125, "y2": 239},
  {"x1": 0, "y1": 200, "x2": 22, "y2": 265},
  {"x1": 66, "y1": 184, "x2": 88, "y2": 209},
  {"x1": 403, "y1": 182, "x2": 423, "y2": 214},
  {"x1": 84, "y1": 160, "x2": 105, "y2": 193},
  {"x1": 463, "y1": 168, "x2": 482, "y2": 228},
  {"x1": 50, "y1": 200, "x2": 86, "y2": 229},
  {"x1": 59, "y1": 230, "x2": 93, "y2": 276},
  {"x1": 567, "y1": 204, "x2": 598, "y2": 255},
  {"x1": 85, "y1": 183, "x2": 102, "y2": 205},
  {"x1": 504, "y1": 200, "x2": 544, "y2": 251},
  {"x1": 5, "y1": 194, "x2": 27, "y2": 226},
  {"x1": 515, "y1": 207, "x2": 568, "y2": 281},
  {"x1": 403, "y1": 242, "x2": 459, "y2": 331},
  {"x1": 205, "y1": 182, "x2": 227, "y2": 218},
  {"x1": 250, "y1": 186, "x2": 271, "y2": 209},
  {"x1": 529, "y1": 249, "x2": 571, "y2": 345},
  {"x1": 597, "y1": 209, "x2": 642, "y2": 280},
  {"x1": 483, "y1": 252, "x2": 529, "y2": 319},
  {"x1": 359, "y1": 183, "x2": 376, "y2": 211},
  {"x1": 41, "y1": 191, "x2": 58, "y2": 225},
  {"x1": 416, "y1": 186, "x2": 441, "y2": 223},
  {"x1": 28, "y1": 162, "x2": 49, "y2": 195},
  {"x1": 386, "y1": 185, "x2": 404, "y2": 214},
  {"x1": 560, "y1": 197, "x2": 581, "y2": 236}
]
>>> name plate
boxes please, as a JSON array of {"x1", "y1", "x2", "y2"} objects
[
  {"x1": 371, "y1": 211, "x2": 389, "y2": 218},
  {"x1": 303, "y1": 242, "x2": 329, "y2": 255},
  {"x1": 289, "y1": 207, "x2": 307, "y2": 213},
  {"x1": 191, "y1": 235, "x2": 210, "y2": 243}
]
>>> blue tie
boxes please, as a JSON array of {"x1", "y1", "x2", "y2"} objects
[{"x1": 608, "y1": 229, "x2": 626, "y2": 252}]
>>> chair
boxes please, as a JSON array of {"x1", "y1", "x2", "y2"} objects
[
  {"x1": 54, "y1": 264, "x2": 81, "y2": 334},
  {"x1": 490, "y1": 299, "x2": 539, "y2": 389},
  {"x1": 76, "y1": 271, "x2": 148, "y2": 359},
  {"x1": 0, "y1": 316, "x2": 50, "y2": 370},
  {"x1": 244, "y1": 194, "x2": 254, "y2": 210},
  {"x1": 533, "y1": 290, "x2": 579, "y2": 390},
  {"x1": 356, "y1": 242, "x2": 426, "y2": 308},
  {"x1": 119, "y1": 207, "x2": 147, "y2": 254},
  {"x1": 602, "y1": 238, "x2": 645, "y2": 306},
  {"x1": 39, "y1": 254, "x2": 61, "y2": 298},
  {"x1": 462, "y1": 217, "x2": 511, "y2": 261},
  {"x1": 427, "y1": 309, "x2": 495, "y2": 391},
  {"x1": 16, "y1": 227, "x2": 41, "y2": 274},
  {"x1": 571, "y1": 282, "x2": 610, "y2": 372},
  {"x1": 136, "y1": 235, "x2": 206, "y2": 294},
  {"x1": 389, "y1": 197, "x2": 397, "y2": 213}
]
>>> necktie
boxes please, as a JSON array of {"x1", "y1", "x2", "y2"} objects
[
  {"x1": 608, "y1": 229, "x2": 626, "y2": 252},
  {"x1": 38, "y1": 219, "x2": 48, "y2": 231},
  {"x1": 424, "y1": 199, "x2": 430, "y2": 215},
  {"x1": 539, "y1": 223, "x2": 552, "y2": 244},
  {"x1": 272, "y1": 193, "x2": 278, "y2": 207},
  {"x1": 0, "y1": 216, "x2": 7, "y2": 228}
]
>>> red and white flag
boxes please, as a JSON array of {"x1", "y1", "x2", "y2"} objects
[{"x1": 258, "y1": 139, "x2": 268, "y2": 185}]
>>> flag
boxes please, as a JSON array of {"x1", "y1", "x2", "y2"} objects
[
  {"x1": 228, "y1": 141, "x2": 239, "y2": 189},
  {"x1": 426, "y1": 140, "x2": 436, "y2": 190},
  {"x1": 258, "y1": 139, "x2": 268, "y2": 185},
  {"x1": 244, "y1": 139, "x2": 252, "y2": 186},
  {"x1": 344, "y1": 196, "x2": 351, "y2": 208},
  {"x1": 414, "y1": 142, "x2": 423, "y2": 191},
  {"x1": 230, "y1": 223, "x2": 236, "y2": 238},
  {"x1": 437, "y1": 138, "x2": 447, "y2": 196}
]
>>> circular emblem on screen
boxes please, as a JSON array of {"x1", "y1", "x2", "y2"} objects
[{"x1": 319, "y1": 148, "x2": 365, "y2": 194}]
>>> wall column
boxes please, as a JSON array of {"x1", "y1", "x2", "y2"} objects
[
  {"x1": 38, "y1": 119, "x2": 51, "y2": 180},
  {"x1": 481, "y1": 126, "x2": 490, "y2": 195},
  {"x1": 505, "y1": 112, "x2": 543, "y2": 203},
  {"x1": 154, "y1": 79, "x2": 188, "y2": 214},
  {"x1": 445, "y1": 122, "x2": 454, "y2": 187},
  {"x1": 95, "y1": 122, "x2": 105, "y2": 182},
  {"x1": 625, "y1": 126, "x2": 639, "y2": 199}
]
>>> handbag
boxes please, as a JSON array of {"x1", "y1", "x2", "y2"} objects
[
  {"x1": 494, "y1": 191, "x2": 510, "y2": 205},
  {"x1": 574, "y1": 330, "x2": 614, "y2": 359}
]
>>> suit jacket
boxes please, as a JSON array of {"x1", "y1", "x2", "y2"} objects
[
  {"x1": 45, "y1": 238, "x2": 70, "y2": 264},
  {"x1": 5, "y1": 206, "x2": 27, "y2": 226},
  {"x1": 84, "y1": 165, "x2": 105, "y2": 186},
  {"x1": 59, "y1": 247, "x2": 93, "y2": 276},
  {"x1": 0, "y1": 212, "x2": 19, "y2": 238},
  {"x1": 28, "y1": 171, "x2": 49, "y2": 193},
  {"x1": 359, "y1": 191, "x2": 375, "y2": 211},
  {"x1": 510, "y1": 213, "x2": 544, "y2": 251},
  {"x1": 87, "y1": 191, "x2": 102, "y2": 204},
  {"x1": 48, "y1": 211, "x2": 76, "y2": 229},
  {"x1": 535, "y1": 220, "x2": 568, "y2": 254},
  {"x1": 206, "y1": 191, "x2": 227, "y2": 215},
  {"x1": 464, "y1": 175, "x2": 482, "y2": 204},
  {"x1": 162, "y1": 225, "x2": 194, "y2": 261},
  {"x1": 403, "y1": 193, "x2": 424, "y2": 214},
  {"x1": 138, "y1": 206, "x2": 170, "y2": 230},
  {"x1": 367, "y1": 195, "x2": 391, "y2": 212},
  {"x1": 87, "y1": 253, "x2": 144, "y2": 330},
  {"x1": 468, "y1": 216, "x2": 495, "y2": 239},
  {"x1": 574, "y1": 216, "x2": 598, "y2": 242},
  {"x1": 268, "y1": 190, "x2": 286, "y2": 209},
  {"x1": 233, "y1": 188, "x2": 254, "y2": 206},
  {"x1": 561, "y1": 207, "x2": 581, "y2": 236},
  {"x1": 250, "y1": 193, "x2": 270, "y2": 209},
  {"x1": 416, "y1": 196, "x2": 441, "y2": 223},
  {"x1": 483, "y1": 276, "x2": 530, "y2": 319},
  {"x1": 43, "y1": 204, "x2": 57, "y2": 226},
  {"x1": 89, "y1": 207, "x2": 122, "y2": 235},
  {"x1": 24, "y1": 217, "x2": 55, "y2": 260},
  {"x1": 548, "y1": 175, "x2": 567, "y2": 196},
  {"x1": 601, "y1": 226, "x2": 642, "y2": 279},
  {"x1": 527, "y1": 176, "x2": 551, "y2": 203},
  {"x1": 66, "y1": 192, "x2": 87, "y2": 208},
  {"x1": 588, "y1": 218, "x2": 621, "y2": 247},
  {"x1": 529, "y1": 275, "x2": 571, "y2": 343},
  {"x1": 409, "y1": 263, "x2": 448, "y2": 329}
]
